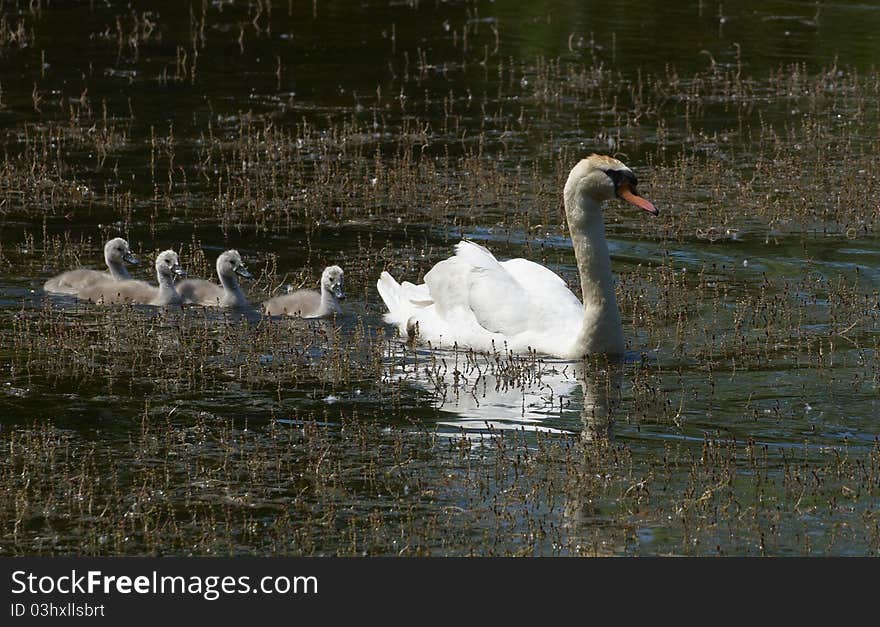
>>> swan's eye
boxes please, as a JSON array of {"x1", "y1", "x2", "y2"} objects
[{"x1": 604, "y1": 169, "x2": 638, "y2": 192}]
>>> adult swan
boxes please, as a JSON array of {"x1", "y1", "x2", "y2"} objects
[{"x1": 376, "y1": 155, "x2": 658, "y2": 358}]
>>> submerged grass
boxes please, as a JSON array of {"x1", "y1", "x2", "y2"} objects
[{"x1": 2, "y1": 403, "x2": 878, "y2": 556}]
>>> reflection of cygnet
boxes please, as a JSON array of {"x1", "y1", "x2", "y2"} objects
[
  {"x1": 263, "y1": 266, "x2": 345, "y2": 318},
  {"x1": 78, "y1": 250, "x2": 186, "y2": 306},
  {"x1": 176, "y1": 250, "x2": 252, "y2": 308},
  {"x1": 44, "y1": 237, "x2": 139, "y2": 294}
]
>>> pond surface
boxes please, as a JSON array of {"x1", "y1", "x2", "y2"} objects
[{"x1": 0, "y1": 0, "x2": 879, "y2": 556}]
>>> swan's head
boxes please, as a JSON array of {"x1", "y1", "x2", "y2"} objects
[
  {"x1": 321, "y1": 265, "x2": 346, "y2": 300},
  {"x1": 105, "y1": 237, "x2": 139, "y2": 265},
  {"x1": 216, "y1": 250, "x2": 252, "y2": 280},
  {"x1": 564, "y1": 154, "x2": 658, "y2": 218},
  {"x1": 155, "y1": 250, "x2": 186, "y2": 280}
]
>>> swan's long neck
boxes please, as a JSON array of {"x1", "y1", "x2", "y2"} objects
[
  {"x1": 567, "y1": 194, "x2": 625, "y2": 356},
  {"x1": 154, "y1": 269, "x2": 180, "y2": 305},
  {"x1": 219, "y1": 271, "x2": 247, "y2": 305},
  {"x1": 157, "y1": 268, "x2": 176, "y2": 291},
  {"x1": 320, "y1": 284, "x2": 338, "y2": 315},
  {"x1": 106, "y1": 256, "x2": 131, "y2": 280}
]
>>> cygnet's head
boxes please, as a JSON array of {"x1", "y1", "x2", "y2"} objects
[
  {"x1": 155, "y1": 250, "x2": 186, "y2": 280},
  {"x1": 105, "y1": 237, "x2": 139, "y2": 265},
  {"x1": 564, "y1": 154, "x2": 658, "y2": 218},
  {"x1": 216, "y1": 250, "x2": 252, "y2": 280},
  {"x1": 321, "y1": 265, "x2": 345, "y2": 300}
]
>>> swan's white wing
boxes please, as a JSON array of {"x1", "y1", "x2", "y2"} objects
[
  {"x1": 465, "y1": 266, "x2": 534, "y2": 334},
  {"x1": 500, "y1": 257, "x2": 568, "y2": 291},
  {"x1": 500, "y1": 258, "x2": 583, "y2": 313},
  {"x1": 400, "y1": 281, "x2": 432, "y2": 306},
  {"x1": 422, "y1": 241, "x2": 531, "y2": 336},
  {"x1": 451, "y1": 239, "x2": 497, "y2": 267},
  {"x1": 382, "y1": 241, "x2": 586, "y2": 353},
  {"x1": 457, "y1": 242, "x2": 580, "y2": 311},
  {"x1": 422, "y1": 256, "x2": 473, "y2": 319}
]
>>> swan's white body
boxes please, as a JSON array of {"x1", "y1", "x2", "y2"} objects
[
  {"x1": 377, "y1": 155, "x2": 657, "y2": 358},
  {"x1": 176, "y1": 250, "x2": 252, "y2": 308},
  {"x1": 78, "y1": 250, "x2": 185, "y2": 306},
  {"x1": 43, "y1": 237, "x2": 138, "y2": 295},
  {"x1": 263, "y1": 265, "x2": 345, "y2": 318}
]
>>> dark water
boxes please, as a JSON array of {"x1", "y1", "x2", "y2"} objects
[{"x1": 1, "y1": 0, "x2": 879, "y2": 556}]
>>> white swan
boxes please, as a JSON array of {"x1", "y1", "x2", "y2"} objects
[
  {"x1": 377, "y1": 154, "x2": 658, "y2": 358},
  {"x1": 176, "y1": 249, "x2": 252, "y2": 307},
  {"x1": 78, "y1": 250, "x2": 186, "y2": 306},
  {"x1": 43, "y1": 237, "x2": 138, "y2": 294},
  {"x1": 262, "y1": 265, "x2": 345, "y2": 318}
]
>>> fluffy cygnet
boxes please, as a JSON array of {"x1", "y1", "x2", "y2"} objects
[
  {"x1": 176, "y1": 250, "x2": 252, "y2": 307},
  {"x1": 263, "y1": 265, "x2": 345, "y2": 318},
  {"x1": 78, "y1": 250, "x2": 186, "y2": 306},
  {"x1": 44, "y1": 237, "x2": 138, "y2": 295}
]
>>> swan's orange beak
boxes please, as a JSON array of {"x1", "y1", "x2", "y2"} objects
[{"x1": 619, "y1": 184, "x2": 658, "y2": 216}]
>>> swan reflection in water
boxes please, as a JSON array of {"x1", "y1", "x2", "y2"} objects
[{"x1": 397, "y1": 348, "x2": 623, "y2": 441}]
